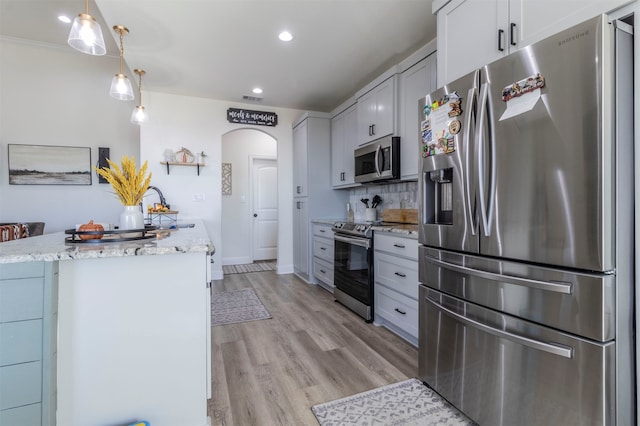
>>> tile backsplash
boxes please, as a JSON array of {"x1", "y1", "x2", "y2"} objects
[{"x1": 348, "y1": 181, "x2": 418, "y2": 222}]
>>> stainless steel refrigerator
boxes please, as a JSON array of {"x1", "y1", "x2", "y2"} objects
[{"x1": 417, "y1": 15, "x2": 634, "y2": 426}]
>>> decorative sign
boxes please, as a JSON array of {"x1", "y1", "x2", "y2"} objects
[
  {"x1": 421, "y1": 92, "x2": 462, "y2": 158},
  {"x1": 227, "y1": 108, "x2": 278, "y2": 127}
]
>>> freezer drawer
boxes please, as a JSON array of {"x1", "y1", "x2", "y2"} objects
[
  {"x1": 418, "y1": 286, "x2": 614, "y2": 426},
  {"x1": 419, "y1": 246, "x2": 614, "y2": 342}
]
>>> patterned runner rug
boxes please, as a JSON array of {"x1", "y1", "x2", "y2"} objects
[
  {"x1": 222, "y1": 261, "x2": 276, "y2": 274},
  {"x1": 211, "y1": 288, "x2": 272, "y2": 326},
  {"x1": 311, "y1": 378, "x2": 476, "y2": 426}
]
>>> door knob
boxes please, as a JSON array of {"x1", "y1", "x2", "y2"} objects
[{"x1": 253, "y1": 213, "x2": 258, "y2": 217}]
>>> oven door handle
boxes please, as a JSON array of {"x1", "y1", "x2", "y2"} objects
[
  {"x1": 334, "y1": 234, "x2": 371, "y2": 249},
  {"x1": 425, "y1": 294, "x2": 573, "y2": 359}
]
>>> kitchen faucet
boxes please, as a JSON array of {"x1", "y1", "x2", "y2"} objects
[{"x1": 147, "y1": 186, "x2": 168, "y2": 208}]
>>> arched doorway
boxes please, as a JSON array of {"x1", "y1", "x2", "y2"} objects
[{"x1": 221, "y1": 129, "x2": 278, "y2": 267}]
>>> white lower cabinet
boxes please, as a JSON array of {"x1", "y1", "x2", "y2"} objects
[
  {"x1": 374, "y1": 232, "x2": 419, "y2": 346},
  {"x1": 0, "y1": 261, "x2": 57, "y2": 426},
  {"x1": 312, "y1": 223, "x2": 334, "y2": 292}
]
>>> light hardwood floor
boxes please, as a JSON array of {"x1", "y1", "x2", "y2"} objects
[{"x1": 208, "y1": 271, "x2": 418, "y2": 425}]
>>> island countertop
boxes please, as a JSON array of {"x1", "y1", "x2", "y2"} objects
[{"x1": 0, "y1": 220, "x2": 214, "y2": 264}]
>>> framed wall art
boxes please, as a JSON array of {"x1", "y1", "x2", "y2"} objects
[{"x1": 8, "y1": 144, "x2": 92, "y2": 185}]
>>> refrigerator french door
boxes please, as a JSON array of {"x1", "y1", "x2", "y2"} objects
[{"x1": 417, "y1": 15, "x2": 635, "y2": 426}]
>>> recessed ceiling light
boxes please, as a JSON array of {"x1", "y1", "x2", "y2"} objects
[
  {"x1": 58, "y1": 15, "x2": 72, "y2": 24},
  {"x1": 278, "y1": 31, "x2": 293, "y2": 42},
  {"x1": 252, "y1": 88, "x2": 263, "y2": 94}
]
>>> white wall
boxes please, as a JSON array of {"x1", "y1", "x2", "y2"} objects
[
  {"x1": 221, "y1": 129, "x2": 277, "y2": 265},
  {"x1": 140, "y1": 91, "x2": 304, "y2": 279},
  {"x1": 0, "y1": 38, "x2": 139, "y2": 232}
]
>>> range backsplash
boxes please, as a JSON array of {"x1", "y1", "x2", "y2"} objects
[{"x1": 348, "y1": 181, "x2": 418, "y2": 221}]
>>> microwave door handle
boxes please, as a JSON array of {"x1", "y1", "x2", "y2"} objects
[
  {"x1": 425, "y1": 295, "x2": 573, "y2": 358},
  {"x1": 374, "y1": 145, "x2": 382, "y2": 176}
]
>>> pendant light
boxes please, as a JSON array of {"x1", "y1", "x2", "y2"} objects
[
  {"x1": 109, "y1": 25, "x2": 134, "y2": 101},
  {"x1": 131, "y1": 69, "x2": 148, "y2": 125},
  {"x1": 67, "y1": 0, "x2": 106, "y2": 55}
]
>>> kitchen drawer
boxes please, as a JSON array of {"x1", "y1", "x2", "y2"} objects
[
  {"x1": 0, "y1": 278, "x2": 44, "y2": 323},
  {"x1": 375, "y1": 252, "x2": 418, "y2": 299},
  {"x1": 313, "y1": 257, "x2": 334, "y2": 287},
  {"x1": 0, "y1": 320, "x2": 42, "y2": 367},
  {"x1": 0, "y1": 361, "x2": 42, "y2": 410},
  {"x1": 313, "y1": 237, "x2": 334, "y2": 263},
  {"x1": 375, "y1": 285, "x2": 418, "y2": 339},
  {"x1": 0, "y1": 262, "x2": 44, "y2": 281},
  {"x1": 374, "y1": 233, "x2": 418, "y2": 260},
  {"x1": 0, "y1": 402, "x2": 41, "y2": 426},
  {"x1": 312, "y1": 224, "x2": 333, "y2": 238}
]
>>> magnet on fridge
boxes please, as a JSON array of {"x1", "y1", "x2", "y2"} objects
[{"x1": 449, "y1": 120, "x2": 461, "y2": 135}]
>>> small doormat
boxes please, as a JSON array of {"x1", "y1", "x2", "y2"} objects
[
  {"x1": 222, "y1": 261, "x2": 276, "y2": 275},
  {"x1": 211, "y1": 288, "x2": 272, "y2": 326},
  {"x1": 311, "y1": 378, "x2": 476, "y2": 426}
]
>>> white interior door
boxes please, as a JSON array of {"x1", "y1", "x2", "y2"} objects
[{"x1": 252, "y1": 158, "x2": 278, "y2": 261}]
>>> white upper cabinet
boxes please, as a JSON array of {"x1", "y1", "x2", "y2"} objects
[
  {"x1": 331, "y1": 103, "x2": 358, "y2": 188},
  {"x1": 357, "y1": 76, "x2": 397, "y2": 145},
  {"x1": 399, "y1": 54, "x2": 437, "y2": 180},
  {"x1": 436, "y1": 0, "x2": 631, "y2": 86}
]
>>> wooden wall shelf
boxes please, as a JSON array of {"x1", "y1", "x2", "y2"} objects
[{"x1": 160, "y1": 162, "x2": 205, "y2": 175}]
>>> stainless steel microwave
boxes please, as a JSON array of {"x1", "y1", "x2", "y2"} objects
[{"x1": 354, "y1": 136, "x2": 400, "y2": 183}]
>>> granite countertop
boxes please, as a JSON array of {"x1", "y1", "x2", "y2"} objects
[
  {"x1": 311, "y1": 218, "x2": 344, "y2": 225},
  {"x1": 0, "y1": 220, "x2": 214, "y2": 264}
]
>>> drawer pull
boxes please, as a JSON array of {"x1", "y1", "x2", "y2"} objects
[
  {"x1": 319, "y1": 229, "x2": 326, "y2": 233},
  {"x1": 394, "y1": 308, "x2": 406, "y2": 315},
  {"x1": 320, "y1": 269, "x2": 326, "y2": 274},
  {"x1": 320, "y1": 247, "x2": 326, "y2": 251},
  {"x1": 393, "y1": 243, "x2": 405, "y2": 248},
  {"x1": 394, "y1": 272, "x2": 406, "y2": 278}
]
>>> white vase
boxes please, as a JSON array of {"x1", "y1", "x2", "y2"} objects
[{"x1": 119, "y1": 205, "x2": 144, "y2": 230}]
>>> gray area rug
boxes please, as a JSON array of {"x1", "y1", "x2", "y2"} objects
[
  {"x1": 222, "y1": 261, "x2": 276, "y2": 275},
  {"x1": 211, "y1": 288, "x2": 272, "y2": 327},
  {"x1": 312, "y1": 378, "x2": 476, "y2": 426}
]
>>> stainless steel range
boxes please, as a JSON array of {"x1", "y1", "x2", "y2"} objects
[{"x1": 332, "y1": 221, "x2": 374, "y2": 322}]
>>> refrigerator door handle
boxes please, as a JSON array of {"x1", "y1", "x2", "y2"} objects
[
  {"x1": 425, "y1": 294, "x2": 574, "y2": 358},
  {"x1": 464, "y1": 86, "x2": 478, "y2": 235},
  {"x1": 425, "y1": 255, "x2": 573, "y2": 294},
  {"x1": 476, "y1": 82, "x2": 496, "y2": 237}
]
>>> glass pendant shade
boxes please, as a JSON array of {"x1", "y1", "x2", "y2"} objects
[
  {"x1": 68, "y1": 13, "x2": 106, "y2": 55},
  {"x1": 131, "y1": 105, "x2": 147, "y2": 125},
  {"x1": 110, "y1": 73, "x2": 134, "y2": 101}
]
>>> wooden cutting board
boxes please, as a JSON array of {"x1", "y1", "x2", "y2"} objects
[{"x1": 380, "y1": 209, "x2": 418, "y2": 224}]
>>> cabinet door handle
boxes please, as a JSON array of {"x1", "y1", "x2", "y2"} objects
[
  {"x1": 297, "y1": 185, "x2": 303, "y2": 194},
  {"x1": 341, "y1": 172, "x2": 345, "y2": 181},
  {"x1": 371, "y1": 124, "x2": 375, "y2": 136},
  {"x1": 394, "y1": 308, "x2": 407, "y2": 315},
  {"x1": 394, "y1": 272, "x2": 406, "y2": 278},
  {"x1": 296, "y1": 201, "x2": 301, "y2": 209},
  {"x1": 498, "y1": 29, "x2": 505, "y2": 52},
  {"x1": 393, "y1": 243, "x2": 405, "y2": 248},
  {"x1": 510, "y1": 23, "x2": 516, "y2": 46}
]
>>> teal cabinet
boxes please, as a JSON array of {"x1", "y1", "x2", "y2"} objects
[{"x1": 0, "y1": 262, "x2": 57, "y2": 426}]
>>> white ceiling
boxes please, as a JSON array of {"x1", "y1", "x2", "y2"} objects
[{"x1": 1, "y1": 0, "x2": 437, "y2": 112}]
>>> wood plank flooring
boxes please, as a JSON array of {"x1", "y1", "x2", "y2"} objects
[{"x1": 208, "y1": 271, "x2": 418, "y2": 426}]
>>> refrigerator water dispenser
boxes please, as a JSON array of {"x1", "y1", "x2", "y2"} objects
[{"x1": 423, "y1": 168, "x2": 453, "y2": 225}]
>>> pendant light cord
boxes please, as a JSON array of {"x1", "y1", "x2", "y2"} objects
[
  {"x1": 119, "y1": 30, "x2": 125, "y2": 74},
  {"x1": 85, "y1": 0, "x2": 89, "y2": 14}
]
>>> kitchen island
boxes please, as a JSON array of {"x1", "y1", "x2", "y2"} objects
[{"x1": 0, "y1": 221, "x2": 213, "y2": 426}]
